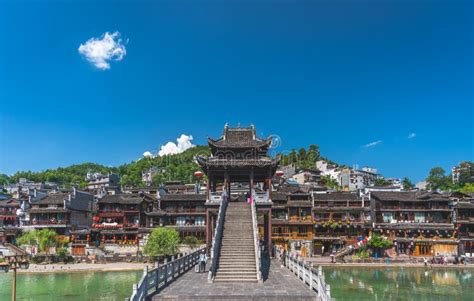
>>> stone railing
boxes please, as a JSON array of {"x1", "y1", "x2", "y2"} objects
[
  {"x1": 251, "y1": 197, "x2": 262, "y2": 282},
  {"x1": 207, "y1": 192, "x2": 228, "y2": 282},
  {"x1": 125, "y1": 247, "x2": 205, "y2": 301},
  {"x1": 275, "y1": 247, "x2": 333, "y2": 301}
]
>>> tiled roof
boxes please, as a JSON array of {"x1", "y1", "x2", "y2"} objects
[
  {"x1": 208, "y1": 125, "x2": 271, "y2": 148},
  {"x1": 371, "y1": 191, "x2": 450, "y2": 202},
  {"x1": 35, "y1": 193, "x2": 69, "y2": 205},
  {"x1": 0, "y1": 199, "x2": 20, "y2": 208},
  {"x1": 457, "y1": 202, "x2": 474, "y2": 209},
  {"x1": 160, "y1": 194, "x2": 206, "y2": 201},
  {"x1": 313, "y1": 192, "x2": 361, "y2": 201},
  {"x1": 29, "y1": 208, "x2": 69, "y2": 214},
  {"x1": 99, "y1": 194, "x2": 146, "y2": 204}
]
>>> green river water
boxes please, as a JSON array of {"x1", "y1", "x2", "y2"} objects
[{"x1": 0, "y1": 267, "x2": 472, "y2": 300}]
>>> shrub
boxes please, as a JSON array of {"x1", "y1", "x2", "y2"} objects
[
  {"x1": 144, "y1": 228, "x2": 180, "y2": 257},
  {"x1": 183, "y1": 236, "x2": 201, "y2": 250}
]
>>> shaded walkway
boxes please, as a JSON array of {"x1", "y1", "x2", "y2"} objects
[{"x1": 152, "y1": 259, "x2": 318, "y2": 301}]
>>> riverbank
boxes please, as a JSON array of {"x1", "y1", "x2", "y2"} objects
[
  {"x1": 16, "y1": 262, "x2": 151, "y2": 274},
  {"x1": 318, "y1": 262, "x2": 474, "y2": 268},
  {"x1": 14, "y1": 260, "x2": 474, "y2": 274}
]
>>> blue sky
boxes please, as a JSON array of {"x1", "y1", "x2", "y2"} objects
[{"x1": 0, "y1": 0, "x2": 472, "y2": 182}]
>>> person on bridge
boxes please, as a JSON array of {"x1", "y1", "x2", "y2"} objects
[{"x1": 199, "y1": 252, "x2": 208, "y2": 273}]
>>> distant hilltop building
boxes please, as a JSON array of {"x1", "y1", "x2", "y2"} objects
[
  {"x1": 316, "y1": 160, "x2": 380, "y2": 192},
  {"x1": 85, "y1": 172, "x2": 120, "y2": 196},
  {"x1": 3, "y1": 178, "x2": 58, "y2": 199},
  {"x1": 339, "y1": 167, "x2": 378, "y2": 191},
  {"x1": 416, "y1": 181, "x2": 428, "y2": 191},
  {"x1": 452, "y1": 161, "x2": 474, "y2": 185}
]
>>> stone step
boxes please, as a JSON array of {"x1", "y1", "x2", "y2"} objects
[
  {"x1": 214, "y1": 276, "x2": 258, "y2": 282},
  {"x1": 218, "y1": 254, "x2": 255, "y2": 258},
  {"x1": 220, "y1": 247, "x2": 254, "y2": 250},
  {"x1": 217, "y1": 266, "x2": 256, "y2": 270},
  {"x1": 218, "y1": 258, "x2": 255, "y2": 262},
  {"x1": 219, "y1": 249, "x2": 254, "y2": 252}
]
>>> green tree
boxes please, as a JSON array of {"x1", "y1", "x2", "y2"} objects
[
  {"x1": 367, "y1": 234, "x2": 393, "y2": 257},
  {"x1": 402, "y1": 177, "x2": 415, "y2": 190},
  {"x1": 375, "y1": 178, "x2": 391, "y2": 186},
  {"x1": 307, "y1": 144, "x2": 320, "y2": 163},
  {"x1": 426, "y1": 167, "x2": 451, "y2": 191},
  {"x1": 457, "y1": 161, "x2": 474, "y2": 185},
  {"x1": 0, "y1": 174, "x2": 10, "y2": 186},
  {"x1": 144, "y1": 228, "x2": 180, "y2": 257},
  {"x1": 182, "y1": 235, "x2": 201, "y2": 250},
  {"x1": 298, "y1": 148, "x2": 307, "y2": 162},
  {"x1": 17, "y1": 229, "x2": 58, "y2": 254},
  {"x1": 321, "y1": 175, "x2": 340, "y2": 191},
  {"x1": 288, "y1": 150, "x2": 298, "y2": 165},
  {"x1": 460, "y1": 183, "x2": 474, "y2": 193},
  {"x1": 37, "y1": 229, "x2": 58, "y2": 254},
  {"x1": 17, "y1": 230, "x2": 37, "y2": 246},
  {"x1": 367, "y1": 234, "x2": 393, "y2": 249}
]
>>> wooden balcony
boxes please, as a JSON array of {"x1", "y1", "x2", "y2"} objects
[
  {"x1": 271, "y1": 232, "x2": 311, "y2": 240},
  {"x1": 98, "y1": 211, "x2": 125, "y2": 218}
]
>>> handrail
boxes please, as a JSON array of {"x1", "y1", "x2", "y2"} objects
[
  {"x1": 207, "y1": 192, "x2": 228, "y2": 282},
  {"x1": 126, "y1": 247, "x2": 205, "y2": 301},
  {"x1": 275, "y1": 247, "x2": 333, "y2": 301},
  {"x1": 251, "y1": 194, "x2": 263, "y2": 282}
]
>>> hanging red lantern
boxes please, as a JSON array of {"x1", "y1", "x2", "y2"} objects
[
  {"x1": 275, "y1": 170, "x2": 284, "y2": 177},
  {"x1": 194, "y1": 171, "x2": 203, "y2": 178}
]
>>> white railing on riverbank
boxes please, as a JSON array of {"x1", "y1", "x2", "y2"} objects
[
  {"x1": 125, "y1": 247, "x2": 205, "y2": 301},
  {"x1": 275, "y1": 247, "x2": 333, "y2": 301},
  {"x1": 208, "y1": 192, "x2": 228, "y2": 282}
]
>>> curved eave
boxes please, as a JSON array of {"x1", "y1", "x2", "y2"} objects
[{"x1": 207, "y1": 137, "x2": 272, "y2": 149}]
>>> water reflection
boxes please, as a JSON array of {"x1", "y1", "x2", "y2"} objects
[
  {"x1": 0, "y1": 271, "x2": 142, "y2": 301},
  {"x1": 324, "y1": 267, "x2": 474, "y2": 301}
]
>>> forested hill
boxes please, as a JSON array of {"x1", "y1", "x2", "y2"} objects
[{"x1": 0, "y1": 144, "x2": 329, "y2": 189}]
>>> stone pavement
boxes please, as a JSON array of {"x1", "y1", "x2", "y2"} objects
[{"x1": 152, "y1": 259, "x2": 318, "y2": 301}]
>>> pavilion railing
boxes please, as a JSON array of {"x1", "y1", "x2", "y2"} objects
[
  {"x1": 251, "y1": 194, "x2": 263, "y2": 282},
  {"x1": 208, "y1": 192, "x2": 228, "y2": 282},
  {"x1": 125, "y1": 247, "x2": 205, "y2": 301},
  {"x1": 275, "y1": 247, "x2": 333, "y2": 301}
]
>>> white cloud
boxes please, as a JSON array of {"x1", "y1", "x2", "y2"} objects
[
  {"x1": 407, "y1": 132, "x2": 416, "y2": 139},
  {"x1": 78, "y1": 31, "x2": 126, "y2": 70},
  {"x1": 143, "y1": 151, "x2": 154, "y2": 158},
  {"x1": 362, "y1": 140, "x2": 382, "y2": 148},
  {"x1": 158, "y1": 134, "x2": 195, "y2": 156}
]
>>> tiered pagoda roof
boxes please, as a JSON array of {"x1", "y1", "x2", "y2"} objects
[
  {"x1": 197, "y1": 124, "x2": 280, "y2": 181},
  {"x1": 207, "y1": 124, "x2": 272, "y2": 151}
]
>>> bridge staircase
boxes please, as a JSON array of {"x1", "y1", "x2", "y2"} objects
[{"x1": 214, "y1": 202, "x2": 259, "y2": 282}]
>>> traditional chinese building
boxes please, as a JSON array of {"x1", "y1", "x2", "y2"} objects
[
  {"x1": 312, "y1": 192, "x2": 370, "y2": 255},
  {"x1": 452, "y1": 192, "x2": 474, "y2": 256},
  {"x1": 269, "y1": 188, "x2": 314, "y2": 256},
  {"x1": 0, "y1": 198, "x2": 21, "y2": 244},
  {"x1": 197, "y1": 124, "x2": 279, "y2": 252},
  {"x1": 146, "y1": 184, "x2": 206, "y2": 241},
  {"x1": 70, "y1": 192, "x2": 155, "y2": 255},
  {"x1": 371, "y1": 191, "x2": 457, "y2": 256},
  {"x1": 23, "y1": 189, "x2": 94, "y2": 235}
]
